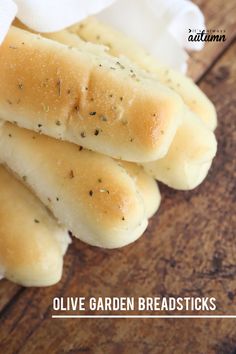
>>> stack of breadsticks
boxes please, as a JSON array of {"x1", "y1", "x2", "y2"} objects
[{"x1": 0, "y1": 18, "x2": 217, "y2": 287}]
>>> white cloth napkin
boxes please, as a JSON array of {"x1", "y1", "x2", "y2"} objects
[
  {"x1": 0, "y1": 0, "x2": 205, "y2": 72},
  {"x1": 14, "y1": 0, "x2": 115, "y2": 32},
  {"x1": 97, "y1": 0, "x2": 205, "y2": 72},
  {"x1": 0, "y1": 0, "x2": 17, "y2": 44}
]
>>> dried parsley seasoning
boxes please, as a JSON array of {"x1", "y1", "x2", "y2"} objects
[
  {"x1": 18, "y1": 82, "x2": 23, "y2": 90},
  {"x1": 8, "y1": 134, "x2": 12, "y2": 138},
  {"x1": 56, "y1": 197, "x2": 60, "y2": 201},
  {"x1": 38, "y1": 124, "x2": 42, "y2": 128},
  {"x1": 78, "y1": 146, "x2": 83, "y2": 151},
  {"x1": 56, "y1": 120, "x2": 61, "y2": 126},
  {"x1": 122, "y1": 217, "x2": 125, "y2": 221},
  {"x1": 56, "y1": 79, "x2": 62, "y2": 96},
  {"x1": 89, "y1": 111, "x2": 96, "y2": 116},
  {"x1": 97, "y1": 178, "x2": 102, "y2": 183},
  {"x1": 67, "y1": 89, "x2": 71, "y2": 95},
  {"x1": 22, "y1": 176, "x2": 27, "y2": 182},
  {"x1": 34, "y1": 219, "x2": 40, "y2": 223},
  {"x1": 94, "y1": 129, "x2": 99, "y2": 136},
  {"x1": 116, "y1": 61, "x2": 125, "y2": 70},
  {"x1": 81, "y1": 132, "x2": 86, "y2": 138},
  {"x1": 100, "y1": 115, "x2": 107, "y2": 122},
  {"x1": 69, "y1": 170, "x2": 75, "y2": 179},
  {"x1": 89, "y1": 190, "x2": 93, "y2": 197}
]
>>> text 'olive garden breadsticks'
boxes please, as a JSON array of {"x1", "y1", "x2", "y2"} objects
[
  {"x1": 42, "y1": 25, "x2": 217, "y2": 190},
  {"x1": 0, "y1": 26, "x2": 185, "y2": 163},
  {"x1": 0, "y1": 122, "x2": 161, "y2": 249},
  {"x1": 69, "y1": 17, "x2": 217, "y2": 131},
  {"x1": 0, "y1": 165, "x2": 70, "y2": 287}
]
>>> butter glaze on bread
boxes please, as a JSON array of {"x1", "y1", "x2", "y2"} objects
[
  {"x1": 0, "y1": 122, "x2": 148, "y2": 248},
  {"x1": 69, "y1": 17, "x2": 217, "y2": 130},
  {"x1": 143, "y1": 111, "x2": 217, "y2": 190},
  {"x1": 117, "y1": 161, "x2": 161, "y2": 217},
  {"x1": 0, "y1": 165, "x2": 70, "y2": 287},
  {"x1": 43, "y1": 26, "x2": 217, "y2": 190},
  {"x1": 0, "y1": 26, "x2": 184, "y2": 162}
]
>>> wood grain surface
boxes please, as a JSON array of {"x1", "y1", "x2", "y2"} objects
[
  {"x1": 0, "y1": 1, "x2": 236, "y2": 353},
  {"x1": 188, "y1": 0, "x2": 236, "y2": 80}
]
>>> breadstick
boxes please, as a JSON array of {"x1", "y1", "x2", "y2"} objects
[
  {"x1": 0, "y1": 165, "x2": 70, "y2": 287},
  {"x1": 0, "y1": 122, "x2": 148, "y2": 248},
  {"x1": 117, "y1": 161, "x2": 161, "y2": 218},
  {"x1": 43, "y1": 27, "x2": 217, "y2": 190},
  {"x1": 69, "y1": 17, "x2": 217, "y2": 130},
  {"x1": 143, "y1": 111, "x2": 217, "y2": 189},
  {"x1": 0, "y1": 26, "x2": 184, "y2": 163}
]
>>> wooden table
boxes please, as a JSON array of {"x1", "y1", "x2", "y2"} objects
[{"x1": 0, "y1": 1, "x2": 236, "y2": 353}]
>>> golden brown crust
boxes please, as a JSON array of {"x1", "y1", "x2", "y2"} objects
[
  {"x1": 64, "y1": 19, "x2": 217, "y2": 190},
  {"x1": 70, "y1": 17, "x2": 217, "y2": 131},
  {"x1": 0, "y1": 26, "x2": 184, "y2": 162},
  {"x1": 0, "y1": 166, "x2": 70, "y2": 286},
  {"x1": 143, "y1": 111, "x2": 217, "y2": 190},
  {"x1": 0, "y1": 122, "x2": 148, "y2": 248},
  {"x1": 117, "y1": 161, "x2": 161, "y2": 217}
]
